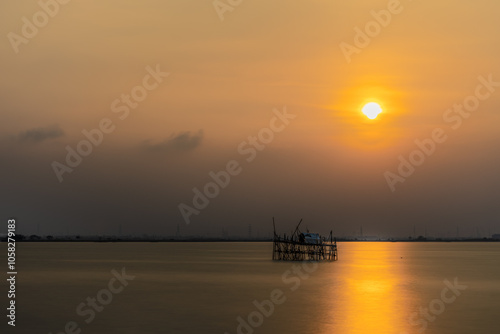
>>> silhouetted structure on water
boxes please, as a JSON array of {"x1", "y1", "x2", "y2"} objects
[{"x1": 272, "y1": 218, "x2": 338, "y2": 261}]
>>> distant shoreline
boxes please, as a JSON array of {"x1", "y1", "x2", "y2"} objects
[{"x1": 2, "y1": 237, "x2": 500, "y2": 243}]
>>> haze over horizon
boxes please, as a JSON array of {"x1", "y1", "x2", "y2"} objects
[{"x1": 2, "y1": 0, "x2": 500, "y2": 238}]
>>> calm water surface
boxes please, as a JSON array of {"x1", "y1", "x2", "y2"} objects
[{"x1": 3, "y1": 242, "x2": 500, "y2": 334}]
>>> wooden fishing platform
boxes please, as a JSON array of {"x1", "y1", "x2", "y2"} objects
[{"x1": 272, "y1": 218, "x2": 338, "y2": 261}]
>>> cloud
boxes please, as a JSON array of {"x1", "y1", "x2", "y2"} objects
[
  {"x1": 143, "y1": 130, "x2": 204, "y2": 153},
  {"x1": 18, "y1": 125, "x2": 65, "y2": 143}
]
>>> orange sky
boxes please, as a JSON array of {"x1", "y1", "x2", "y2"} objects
[{"x1": 1, "y1": 0, "x2": 500, "y2": 237}]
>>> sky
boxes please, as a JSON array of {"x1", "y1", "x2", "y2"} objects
[{"x1": 1, "y1": 0, "x2": 500, "y2": 238}]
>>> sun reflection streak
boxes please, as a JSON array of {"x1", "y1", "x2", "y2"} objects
[{"x1": 319, "y1": 243, "x2": 411, "y2": 334}]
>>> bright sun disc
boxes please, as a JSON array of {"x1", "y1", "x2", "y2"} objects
[{"x1": 362, "y1": 102, "x2": 382, "y2": 119}]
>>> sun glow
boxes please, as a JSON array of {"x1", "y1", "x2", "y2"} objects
[{"x1": 362, "y1": 102, "x2": 383, "y2": 119}]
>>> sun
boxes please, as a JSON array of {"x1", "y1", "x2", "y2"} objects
[{"x1": 362, "y1": 102, "x2": 383, "y2": 119}]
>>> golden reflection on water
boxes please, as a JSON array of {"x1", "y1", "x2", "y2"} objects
[{"x1": 321, "y1": 242, "x2": 410, "y2": 334}]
